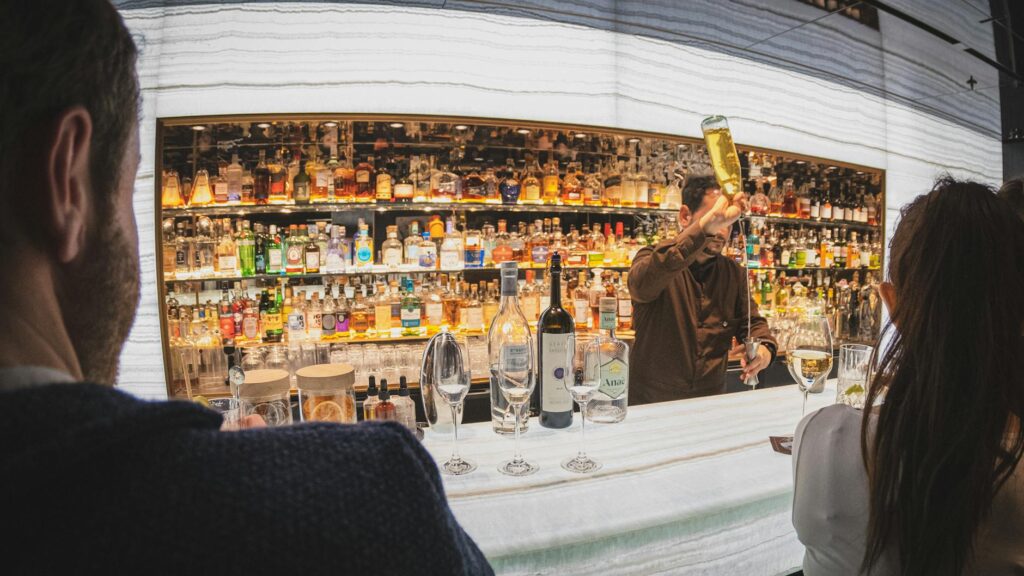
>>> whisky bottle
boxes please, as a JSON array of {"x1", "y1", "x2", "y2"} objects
[
  {"x1": 374, "y1": 155, "x2": 393, "y2": 203},
  {"x1": 393, "y1": 159, "x2": 414, "y2": 203},
  {"x1": 560, "y1": 161, "x2": 583, "y2": 206},
  {"x1": 521, "y1": 156, "x2": 542, "y2": 204},
  {"x1": 354, "y1": 155, "x2": 374, "y2": 203},
  {"x1": 542, "y1": 156, "x2": 560, "y2": 205},
  {"x1": 189, "y1": 169, "x2": 214, "y2": 207},
  {"x1": 333, "y1": 152, "x2": 356, "y2": 203},
  {"x1": 162, "y1": 170, "x2": 183, "y2": 208},
  {"x1": 310, "y1": 150, "x2": 330, "y2": 202},
  {"x1": 268, "y1": 149, "x2": 288, "y2": 203}
]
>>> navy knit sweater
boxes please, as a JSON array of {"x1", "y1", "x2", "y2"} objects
[{"x1": 0, "y1": 383, "x2": 493, "y2": 575}]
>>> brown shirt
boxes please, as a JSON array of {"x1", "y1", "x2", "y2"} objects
[{"x1": 628, "y1": 223, "x2": 776, "y2": 404}]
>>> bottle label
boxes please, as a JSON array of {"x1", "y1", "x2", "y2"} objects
[
  {"x1": 425, "y1": 302, "x2": 443, "y2": 326},
  {"x1": 600, "y1": 310, "x2": 616, "y2": 331},
  {"x1": 356, "y1": 171, "x2": 370, "y2": 184},
  {"x1": 440, "y1": 250, "x2": 461, "y2": 270},
  {"x1": 524, "y1": 183, "x2": 540, "y2": 200},
  {"x1": 395, "y1": 183, "x2": 413, "y2": 198},
  {"x1": 316, "y1": 172, "x2": 330, "y2": 189},
  {"x1": 305, "y1": 251, "x2": 319, "y2": 271},
  {"x1": 531, "y1": 245, "x2": 549, "y2": 264},
  {"x1": 218, "y1": 255, "x2": 237, "y2": 273},
  {"x1": 243, "y1": 316, "x2": 259, "y2": 339},
  {"x1": 573, "y1": 300, "x2": 589, "y2": 324},
  {"x1": 541, "y1": 333, "x2": 573, "y2": 413},
  {"x1": 599, "y1": 358, "x2": 628, "y2": 399},
  {"x1": 356, "y1": 245, "x2": 372, "y2": 264},
  {"x1": 288, "y1": 312, "x2": 305, "y2": 332},
  {"x1": 309, "y1": 311, "x2": 323, "y2": 330},
  {"x1": 383, "y1": 248, "x2": 402, "y2": 267},
  {"x1": 617, "y1": 299, "x2": 632, "y2": 318},
  {"x1": 461, "y1": 308, "x2": 483, "y2": 329},
  {"x1": 287, "y1": 246, "x2": 303, "y2": 266},
  {"x1": 401, "y1": 307, "x2": 421, "y2": 328},
  {"x1": 419, "y1": 250, "x2": 437, "y2": 268},
  {"x1": 522, "y1": 298, "x2": 539, "y2": 320},
  {"x1": 325, "y1": 253, "x2": 343, "y2": 273},
  {"x1": 376, "y1": 176, "x2": 392, "y2": 199},
  {"x1": 322, "y1": 312, "x2": 336, "y2": 334},
  {"x1": 500, "y1": 344, "x2": 530, "y2": 373},
  {"x1": 219, "y1": 316, "x2": 235, "y2": 339},
  {"x1": 268, "y1": 250, "x2": 282, "y2": 270}
]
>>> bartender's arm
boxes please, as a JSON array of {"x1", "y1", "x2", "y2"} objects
[{"x1": 629, "y1": 194, "x2": 745, "y2": 303}]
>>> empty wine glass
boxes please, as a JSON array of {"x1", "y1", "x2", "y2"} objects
[
  {"x1": 785, "y1": 316, "x2": 834, "y2": 416},
  {"x1": 433, "y1": 331, "x2": 475, "y2": 475},
  {"x1": 562, "y1": 344, "x2": 601, "y2": 473},
  {"x1": 491, "y1": 341, "x2": 538, "y2": 476}
]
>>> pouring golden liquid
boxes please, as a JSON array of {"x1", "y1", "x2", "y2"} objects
[{"x1": 701, "y1": 116, "x2": 742, "y2": 199}]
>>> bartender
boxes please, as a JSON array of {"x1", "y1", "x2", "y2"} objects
[{"x1": 628, "y1": 175, "x2": 776, "y2": 403}]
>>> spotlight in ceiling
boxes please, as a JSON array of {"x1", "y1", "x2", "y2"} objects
[
  {"x1": 574, "y1": 132, "x2": 587, "y2": 138},
  {"x1": 516, "y1": 128, "x2": 531, "y2": 135},
  {"x1": 390, "y1": 122, "x2": 405, "y2": 129},
  {"x1": 627, "y1": 137, "x2": 640, "y2": 143},
  {"x1": 453, "y1": 124, "x2": 469, "y2": 131},
  {"x1": 191, "y1": 125, "x2": 206, "y2": 131},
  {"x1": 256, "y1": 123, "x2": 271, "y2": 129},
  {"x1": 323, "y1": 121, "x2": 338, "y2": 127}
]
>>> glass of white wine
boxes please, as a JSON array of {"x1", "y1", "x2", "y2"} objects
[{"x1": 785, "y1": 316, "x2": 834, "y2": 416}]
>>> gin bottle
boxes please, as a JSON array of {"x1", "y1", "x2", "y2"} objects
[
  {"x1": 584, "y1": 297, "x2": 629, "y2": 423},
  {"x1": 487, "y1": 261, "x2": 534, "y2": 435}
]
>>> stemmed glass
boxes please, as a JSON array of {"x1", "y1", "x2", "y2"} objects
[
  {"x1": 433, "y1": 332, "x2": 475, "y2": 475},
  {"x1": 785, "y1": 316, "x2": 834, "y2": 416},
  {"x1": 496, "y1": 359, "x2": 537, "y2": 477},
  {"x1": 562, "y1": 342, "x2": 601, "y2": 473}
]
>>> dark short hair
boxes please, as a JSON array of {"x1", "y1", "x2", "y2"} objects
[
  {"x1": 0, "y1": 0, "x2": 139, "y2": 241},
  {"x1": 997, "y1": 177, "x2": 1024, "y2": 221},
  {"x1": 683, "y1": 175, "x2": 719, "y2": 214}
]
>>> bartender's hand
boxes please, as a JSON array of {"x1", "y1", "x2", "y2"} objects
[
  {"x1": 698, "y1": 192, "x2": 748, "y2": 236},
  {"x1": 732, "y1": 342, "x2": 772, "y2": 381}
]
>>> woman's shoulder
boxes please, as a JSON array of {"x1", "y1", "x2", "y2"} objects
[{"x1": 796, "y1": 404, "x2": 864, "y2": 444}]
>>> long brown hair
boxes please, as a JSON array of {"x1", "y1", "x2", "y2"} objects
[{"x1": 861, "y1": 177, "x2": 1024, "y2": 575}]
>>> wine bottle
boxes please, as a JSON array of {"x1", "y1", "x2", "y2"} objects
[{"x1": 536, "y1": 252, "x2": 574, "y2": 428}]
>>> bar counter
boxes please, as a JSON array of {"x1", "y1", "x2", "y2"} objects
[{"x1": 422, "y1": 382, "x2": 839, "y2": 575}]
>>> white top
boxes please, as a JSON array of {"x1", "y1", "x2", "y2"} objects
[
  {"x1": 423, "y1": 382, "x2": 839, "y2": 575},
  {"x1": 793, "y1": 404, "x2": 1024, "y2": 576}
]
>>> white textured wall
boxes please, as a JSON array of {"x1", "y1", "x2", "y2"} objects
[{"x1": 117, "y1": 2, "x2": 1002, "y2": 399}]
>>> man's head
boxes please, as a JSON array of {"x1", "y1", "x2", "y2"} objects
[
  {"x1": 679, "y1": 175, "x2": 726, "y2": 258},
  {"x1": 997, "y1": 177, "x2": 1023, "y2": 221},
  {"x1": 1, "y1": 0, "x2": 141, "y2": 384}
]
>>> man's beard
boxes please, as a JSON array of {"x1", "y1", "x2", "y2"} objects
[{"x1": 56, "y1": 218, "x2": 140, "y2": 384}]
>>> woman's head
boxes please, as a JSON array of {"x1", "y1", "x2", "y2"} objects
[{"x1": 863, "y1": 176, "x2": 1024, "y2": 576}]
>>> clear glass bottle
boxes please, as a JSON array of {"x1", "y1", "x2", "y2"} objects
[
  {"x1": 189, "y1": 169, "x2": 214, "y2": 206},
  {"x1": 463, "y1": 227, "x2": 484, "y2": 269},
  {"x1": 381, "y1": 225, "x2": 403, "y2": 270},
  {"x1": 307, "y1": 292, "x2": 323, "y2": 341},
  {"x1": 285, "y1": 224, "x2": 305, "y2": 275},
  {"x1": 582, "y1": 162, "x2": 604, "y2": 207},
  {"x1": 373, "y1": 283, "x2": 392, "y2": 336},
  {"x1": 603, "y1": 160, "x2": 623, "y2": 207},
  {"x1": 216, "y1": 218, "x2": 238, "y2": 277},
  {"x1": 584, "y1": 297, "x2": 629, "y2": 423},
  {"x1": 324, "y1": 225, "x2": 345, "y2": 274},
  {"x1": 404, "y1": 221, "x2": 422, "y2": 266},
  {"x1": 483, "y1": 164, "x2": 501, "y2": 204},
  {"x1": 440, "y1": 219, "x2": 464, "y2": 270},
  {"x1": 162, "y1": 170, "x2": 183, "y2": 208},
  {"x1": 418, "y1": 232, "x2": 438, "y2": 270},
  {"x1": 310, "y1": 150, "x2": 330, "y2": 202},
  {"x1": 400, "y1": 278, "x2": 424, "y2": 337},
  {"x1": 488, "y1": 261, "x2": 534, "y2": 435},
  {"x1": 353, "y1": 223, "x2": 374, "y2": 269},
  {"x1": 212, "y1": 166, "x2": 229, "y2": 204}
]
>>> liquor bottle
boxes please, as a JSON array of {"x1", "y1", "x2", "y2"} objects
[
  {"x1": 286, "y1": 289, "x2": 306, "y2": 342},
  {"x1": 442, "y1": 277, "x2": 461, "y2": 328},
  {"x1": 241, "y1": 169, "x2": 255, "y2": 205},
  {"x1": 161, "y1": 170, "x2": 183, "y2": 208},
  {"x1": 335, "y1": 285, "x2": 351, "y2": 336},
  {"x1": 373, "y1": 284, "x2": 392, "y2": 336},
  {"x1": 462, "y1": 164, "x2": 487, "y2": 203},
  {"x1": 542, "y1": 156, "x2": 561, "y2": 204},
  {"x1": 252, "y1": 148, "x2": 270, "y2": 204},
  {"x1": 846, "y1": 231, "x2": 859, "y2": 269},
  {"x1": 189, "y1": 169, "x2": 214, "y2": 206},
  {"x1": 582, "y1": 162, "x2": 604, "y2": 206},
  {"x1": 268, "y1": 149, "x2": 288, "y2": 203},
  {"x1": 374, "y1": 155, "x2": 393, "y2": 203},
  {"x1": 634, "y1": 158, "x2": 650, "y2": 208},
  {"x1": 535, "y1": 253, "x2": 574, "y2": 429},
  {"x1": 781, "y1": 178, "x2": 798, "y2": 218},
  {"x1": 482, "y1": 281, "x2": 499, "y2": 327},
  {"x1": 483, "y1": 164, "x2": 501, "y2": 204},
  {"x1": 798, "y1": 179, "x2": 812, "y2": 219},
  {"x1": 572, "y1": 270, "x2": 591, "y2": 330},
  {"x1": 400, "y1": 278, "x2": 424, "y2": 336},
  {"x1": 292, "y1": 157, "x2": 311, "y2": 205},
  {"x1": 333, "y1": 151, "x2": 356, "y2": 203},
  {"x1": 433, "y1": 161, "x2": 459, "y2": 203},
  {"x1": 381, "y1": 225, "x2": 403, "y2": 270},
  {"x1": 310, "y1": 151, "x2": 330, "y2": 202},
  {"x1": 303, "y1": 224, "x2": 320, "y2": 274},
  {"x1": 833, "y1": 228, "x2": 846, "y2": 269},
  {"x1": 363, "y1": 376, "x2": 379, "y2": 421},
  {"x1": 402, "y1": 221, "x2": 422, "y2": 266},
  {"x1": 701, "y1": 116, "x2": 742, "y2": 199},
  {"x1": 252, "y1": 223, "x2": 267, "y2": 275},
  {"x1": 620, "y1": 158, "x2": 638, "y2": 208},
  {"x1": 617, "y1": 272, "x2": 633, "y2": 331},
  {"x1": 460, "y1": 283, "x2": 485, "y2": 335},
  {"x1": 417, "y1": 232, "x2": 438, "y2": 269},
  {"x1": 529, "y1": 220, "x2": 549, "y2": 268},
  {"x1": 440, "y1": 219, "x2": 464, "y2": 270},
  {"x1": 464, "y1": 227, "x2": 484, "y2": 269},
  {"x1": 265, "y1": 288, "x2": 283, "y2": 343},
  {"x1": 393, "y1": 160, "x2": 414, "y2": 203},
  {"x1": 521, "y1": 156, "x2": 543, "y2": 204},
  {"x1": 487, "y1": 261, "x2": 534, "y2": 434},
  {"x1": 237, "y1": 220, "x2": 255, "y2": 277},
  {"x1": 354, "y1": 223, "x2": 374, "y2": 269},
  {"x1": 323, "y1": 225, "x2": 345, "y2": 274},
  {"x1": 520, "y1": 269, "x2": 540, "y2": 322},
  {"x1": 492, "y1": 220, "x2": 513, "y2": 263},
  {"x1": 266, "y1": 225, "x2": 283, "y2": 275},
  {"x1": 216, "y1": 219, "x2": 238, "y2": 277},
  {"x1": 213, "y1": 166, "x2": 229, "y2": 204},
  {"x1": 349, "y1": 288, "x2": 370, "y2": 336},
  {"x1": 285, "y1": 225, "x2": 305, "y2": 274},
  {"x1": 601, "y1": 160, "x2": 622, "y2": 207},
  {"x1": 258, "y1": 289, "x2": 271, "y2": 342},
  {"x1": 374, "y1": 380, "x2": 397, "y2": 421},
  {"x1": 499, "y1": 158, "x2": 521, "y2": 205},
  {"x1": 321, "y1": 287, "x2": 337, "y2": 339},
  {"x1": 585, "y1": 297, "x2": 630, "y2": 423},
  {"x1": 354, "y1": 155, "x2": 374, "y2": 203},
  {"x1": 395, "y1": 376, "x2": 417, "y2": 432},
  {"x1": 423, "y1": 277, "x2": 444, "y2": 334}
]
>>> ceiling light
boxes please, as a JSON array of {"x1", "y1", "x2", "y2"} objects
[
  {"x1": 324, "y1": 121, "x2": 338, "y2": 127},
  {"x1": 627, "y1": 137, "x2": 640, "y2": 143},
  {"x1": 390, "y1": 122, "x2": 405, "y2": 128},
  {"x1": 454, "y1": 124, "x2": 469, "y2": 131},
  {"x1": 574, "y1": 133, "x2": 587, "y2": 138},
  {"x1": 191, "y1": 125, "x2": 205, "y2": 131},
  {"x1": 256, "y1": 123, "x2": 271, "y2": 129},
  {"x1": 516, "y1": 128, "x2": 531, "y2": 135}
]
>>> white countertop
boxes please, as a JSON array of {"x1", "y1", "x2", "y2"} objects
[{"x1": 422, "y1": 382, "x2": 838, "y2": 576}]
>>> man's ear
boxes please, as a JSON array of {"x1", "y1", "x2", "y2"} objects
[
  {"x1": 46, "y1": 106, "x2": 93, "y2": 264},
  {"x1": 679, "y1": 205, "x2": 692, "y2": 228}
]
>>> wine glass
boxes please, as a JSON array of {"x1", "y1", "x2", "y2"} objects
[
  {"x1": 433, "y1": 332, "x2": 475, "y2": 475},
  {"x1": 495, "y1": 350, "x2": 537, "y2": 477},
  {"x1": 562, "y1": 342, "x2": 601, "y2": 473},
  {"x1": 785, "y1": 316, "x2": 834, "y2": 416}
]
